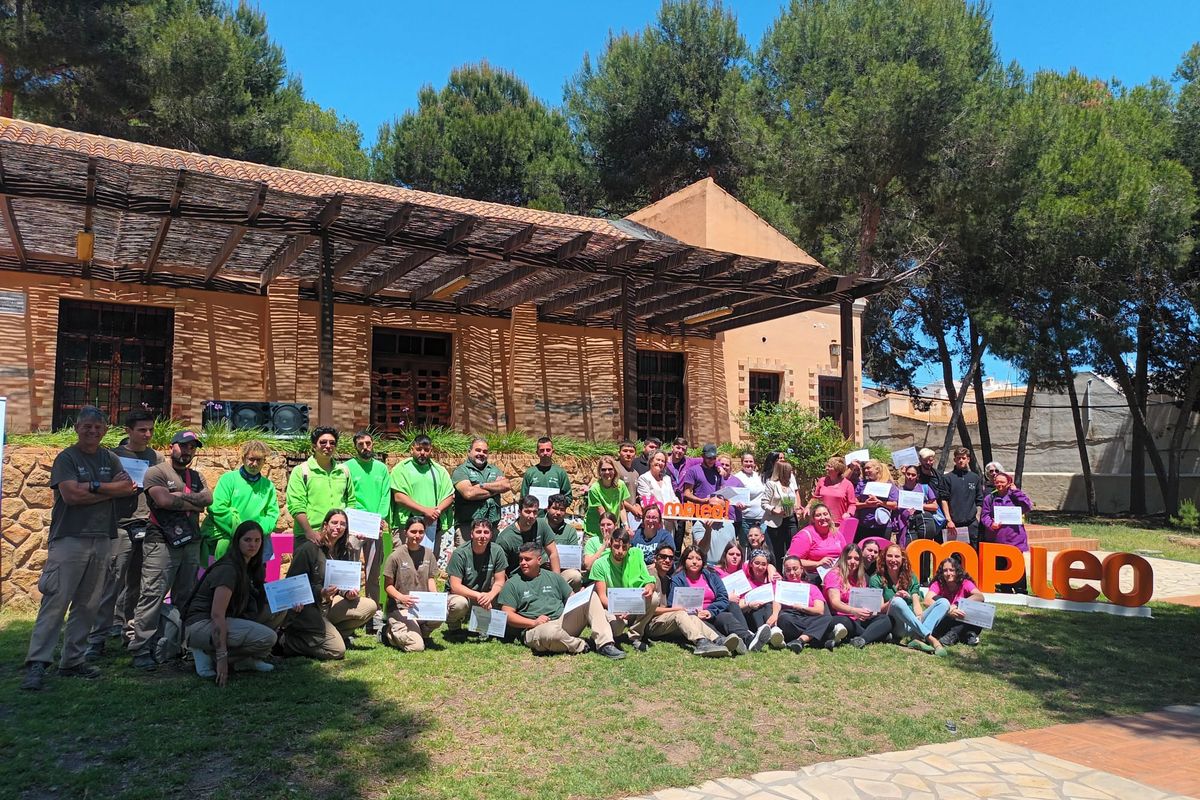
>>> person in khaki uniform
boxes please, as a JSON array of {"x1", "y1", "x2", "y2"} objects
[
  {"x1": 22, "y1": 407, "x2": 139, "y2": 691},
  {"x1": 276, "y1": 509, "x2": 378, "y2": 660},
  {"x1": 498, "y1": 543, "x2": 626, "y2": 660},
  {"x1": 381, "y1": 517, "x2": 439, "y2": 652},
  {"x1": 445, "y1": 519, "x2": 508, "y2": 634}
]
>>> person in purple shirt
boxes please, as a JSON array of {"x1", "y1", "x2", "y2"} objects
[
  {"x1": 680, "y1": 445, "x2": 735, "y2": 565},
  {"x1": 665, "y1": 436, "x2": 692, "y2": 486},
  {"x1": 980, "y1": 471, "x2": 1033, "y2": 594}
]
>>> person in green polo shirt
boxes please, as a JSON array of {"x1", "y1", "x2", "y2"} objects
[
  {"x1": 390, "y1": 434, "x2": 454, "y2": 557},
  {"x1": 346, "y1": 431, "x2": 392, "y2": 614},
  {"x1": 588, "y1": 526, "x2": 657, "y2": 651},
  {"x1": 495, "y1": 495, "x2": 561, "y2": 576},
  {"x1": 538, "y1": 493, "x2": 583, "y2": 590},
  {"x1": 286, "y1": 427, "x2": 355, "y2": 545},
  {"x1": 445, "y1": 519, "x2": 509, "y2": 635},
  {"x1": 451, "y1": 437, "x2": 511, "y2": 547},
  {"x1": 201, "y1": 439, "x2": 280, "y2": 561},
  {"x1": 521, "y1": 437, "x2": 572, "y2": 516}
]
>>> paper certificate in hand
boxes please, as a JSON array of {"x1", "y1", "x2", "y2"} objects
[
  {"x1": 468, "y1": 605, "x2": 507, "y2": 638},
  {"x1": 864, "y1": 481, "x2": 893, "y2": 499},
  {"x1": 118, "y1": 457, "x2": 150, "y2": 488},
  {"x1": 409, "y1": 592, "x2": 449, "y2": 622},
  {"x1": 844, "y1": 449, "x2": 870, "y2": 464},
  {"x1": 607, "y1": 587, "x2": 648, "y2": 615},
  {"x1": 264, "y1": 575, "x2": 315, "y2": 613},
  {"x1": 898, "y1": 489, "x2": 926, "y2": 511},
  {"x1": 848, "y1": 587, "x2": 884, "y2": 613},
  {"x1": 557, "y1": 544, "x2": 582, "y2": 571},
  {"x1": 672, "y1": 587, "x2": 705, "y2": 612},
  {"x1": 994, "y1": 505, "x2": 1023, "y2": 526},
  {"x1": 563, "y1": 585, "x2": 594, "y2": 615},
  {"x1": 322, "y1": 559, "x2": 362, "y2": 592},
  {"x1": 721, "y1": 569, "x2": 751, "y2": 597},
  {"x1": 891, "y1": 447, "x2": 920, "y2": 468},
  {"x1": 774, "y1": 581, "x2": 811, "y2": 609},
  {"x1": 742, "y1": 583, "x2": 775, "y2": 607},
  {"x1": 714, "y1": 485, "x2": 751, "y2": 505},
  {"x1": 958, "y1": 599, "x2": 996, "y2": 630},
  {"x1": 343, "y1": 508, "x2": 382, "y2": 539},
  {"x1": 529, "y1": 486, "x2": 557, "y2": 509}
]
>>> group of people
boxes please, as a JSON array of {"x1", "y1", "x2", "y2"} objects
[{"x1": 21, "y1": 409, "x2": 1020, "y2": 691}]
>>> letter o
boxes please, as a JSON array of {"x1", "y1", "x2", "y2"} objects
[{"x1": 1102, "y1": 553, "x2": 1153, "y2": 607}]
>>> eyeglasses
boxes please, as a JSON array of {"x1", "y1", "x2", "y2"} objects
[{"x1": 656, "y1": 554, "x2": 675, "y2": 560}]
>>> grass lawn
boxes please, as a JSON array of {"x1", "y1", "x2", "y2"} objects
[
  {"x1": 1035, "y1": 512, "x2": 1200, "y2": 564},
  {"x1": 2, "y1": 603, "x2": 1198, "y2": 800}
]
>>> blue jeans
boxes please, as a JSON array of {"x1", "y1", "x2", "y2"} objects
[{"x1": 887, "y1": 597, "x2": 950, "y2": 640}]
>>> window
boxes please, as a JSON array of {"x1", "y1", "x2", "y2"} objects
[
  {"x1": 53, "y1": 300, "x2": 174, "y2": 428},
  {"x1": 371, "y1": 329, "x2": 452, "y2": 435},
  {"x1": 635, "y1": 350, "x2": 685, "y2": 442},
  {"x1": 748, "y1": 371, "x2": 781, "y2": 410},
  {"x1": 818, "y1": 375, "x2": 846, "y2": 434}
]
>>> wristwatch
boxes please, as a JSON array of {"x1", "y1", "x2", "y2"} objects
[{"x1": 89, "y1": 480, "x2": 101, "y2": 494}]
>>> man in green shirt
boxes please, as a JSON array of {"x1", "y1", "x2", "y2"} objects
[
  {"x1": 538, "y1": 494, "x2": 582, "y2": 590},
  {"x1": 451, "y1": 437, "x2": 511, "y2": 548},
  {"x1": 588, "y1": 527, "x2": 657, "y2": 651},
  {"x1": 346, "y1": 431, "x2": 392, "y2": 611},
  {"x1": 390, "y1": 434, "x2": 454, "y2": 556},
  {"x1": 520, "y1": 437, "x2": 572, "y2": 516},
  {"x1": 286, "y1": 426, "x2": 355, "y2": 545},
  {"x1": 496, "y1": 495, "x2": 561, "y2": 576},
  {"x1": 445, "y1": 519, "x2": 509, "y2": 635},
  {"x1": 498, "y1": 542, "x2": 626, "y2": 659}
]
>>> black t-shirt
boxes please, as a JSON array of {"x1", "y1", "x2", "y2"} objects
[{"x1": 917, "y1": 468, "x2": 949, "y2": 502}]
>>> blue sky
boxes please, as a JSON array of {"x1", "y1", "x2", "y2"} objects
[{"x1": 253, "y1": 0, "x2": 1200, "y2": 387}]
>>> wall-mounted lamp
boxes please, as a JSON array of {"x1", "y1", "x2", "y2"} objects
[
  {"x1": 829, "y1": 342, "x2": 842, "y2": 358},
  {"x1": 76, "y1": 231, "x2": 95, "y2": 262}
]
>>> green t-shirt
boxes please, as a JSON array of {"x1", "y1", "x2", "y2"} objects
[
  {"x1": 495, "y1": 521, "x2": 553, "y2": 574},
  {"x1": 389, "y1": 457, "x2": 454, "y2": 531},
  {"x1": 496, "y1": 568, "x2": 571, "y2": 621},
  {"x1": 584, "y1": 481, "x2": 630, "y2": 538},
  {"x1": 285, "y1": 457, "x2": 356, "y2": 539},
  {"x1": 869, "y1": 573, "x2": 922, "y2": 608},
  {"x1": 451, "y1": 459, "x2": 504, "y2": 528},
  {"x1": 346, "y1": 456, "x2": 392, "y2": 519},
  {"x1": 520, "y1": 463, "x2": 572, "y2": 514},
  {"x1": 587, "y1": 550, "x2": 653, "y2": 590},
  {"x1": 446, "y1": 542, "x2": 507, "y2": 593},
  {"x1": 584, "y1": 536, "x2": 604, "y2": 556},
  {"x1": 539, "y1": 517, "x2": 580, "y2": 548}
]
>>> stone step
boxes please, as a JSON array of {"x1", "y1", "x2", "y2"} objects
[
  {"x1": 1026, "y1": 525, "x2": 1073, "y2": 539},
  {"x1": 1031, "y1": 537, "x2": 1100, "y2": 552}
]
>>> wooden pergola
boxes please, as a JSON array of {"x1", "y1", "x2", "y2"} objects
[{"x1": 0, "y1": 118, "x2": 895, "y2": 437}]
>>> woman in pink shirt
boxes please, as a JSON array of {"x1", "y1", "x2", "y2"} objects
[
  {"x1": 769, "y1": 555, "x2": 837, "y2": 652},
  {"x1": 927, "y1": 557, "x2": 986, "y2": 647},
  {"x1": 809, "y1": 456, "x2": 857, "y2": 521},
  {"x1": 715, "y1": 541, "x2": 744, "y2": 578},
  {"x1": 787, "y1": 503, "x2": 846, "y2": 582},
  {"x1": 739, "y1": 549, "x2": 785, "y2": 651},
  {"x1": 823, "y1": 543, "x2": 892, "y2": 649}
]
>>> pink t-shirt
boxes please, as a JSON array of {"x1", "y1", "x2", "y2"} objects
[
  {"x1": 929, "y1": 579, "x2": 979, "y2": 606},
  {"x1": 715, "y1": 564, "x2": 740, "y2": 578},
  {"x1": 813, "y1": 476, "x2": 857, "y2": 520},
  {"x1": 787, "y1": 525, "x2": 847, "y2": 563},
  {"x1": 821, "y1": 568, "x2": 865, "y2": 615},
  {"x1": 684, "y1": 573, "x2": 716, "y2": 607}
]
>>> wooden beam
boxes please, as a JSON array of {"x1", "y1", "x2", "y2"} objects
[
  {"x1": 648, "y1": 247, "x2": 694, "y2": 278},
  {"x1": 697, "y1": 255, "x2": 739, "y2": 281},
  {"x1": 840, "y1": 300, "x2": 856, "y2": 438},
  {"x1": 441, "y1": 216, "x2": 477, "y2": 249},
  {"x1": 775, "y1": 265, "x2": 823, "y2": 292},
  {"x1": 707, "y1": 298, "x2": 826, "y2": 333},
  {"x1": 605, "y1": 240, "x2": 643, "y2": 268},
  {"x1": 332, "y1": 202, "x2": 413, "y2": 280},
  {"x1": 572, "y1": 294, "x2": 622, "y2": 320},
  {"x1": 259, "y1": 234, "x2": 316, "y2": 290},
  {"x1": 456, "y1": 264, "x2": 540, "y2": 306},
  {"x1": 205, "y1": 182, "x2": 268, "y2": 282},
  {"x1": 362, "y1": 247, "x2": 439, "y2": 296},
  {"x1": 314, "y1": 193, "x2": 344, "y2": 232},
  {"x1": 538, "y1": 276, "x2": 622, "y2": 315},
  {"x1": 408, "y1": 257, "x2": 487, "y2": 302},
  {"x1": 634, "y1": 287, "x2": 711, "y2": 318},
  {"x1": 621, "y1": 277, "x2": 638, "y2": 439},
  {"x1": 80, "y1": 158, "x2": 98, "y2": 277},
  {"x1": 142, "y1": 170, "x2": 186, "y2": 278},
  {"x1": 1, "y1": 197, "x2": 26, "y2": 267},
  {"x1": 317, "y1": 235, "x2": 335, "y2": 426},
  {"x1": 495, "y1": 273, "x2": 569, "y2": 311},
  {"x1": 549, "y1": 231, "x2": 592, "y2": 263}
]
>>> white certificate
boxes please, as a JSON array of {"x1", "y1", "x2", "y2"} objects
[
  {"x1": 864, "y1": 481, "x2": 893, "y2": 499},
  {"x1": 322, "y1": 559, "x2": 362, "y2": 592},
  {"x1": 468, "y1": 605, "x2": 507, "y2": 638},
  {"x1": 607, "y1": 587, "x2": 648, "y2": 615},
  {"x1": 958, "y1": 599, "x2": 996, "y2": 630},
  {"x1": 118, "y1": 457, "x2": 150, "y2": 487},
  {"x1": 898, "y1": 489, "x2": 926, "y2": 510},
  {"x1": 672, "y1": 586, "x2": 705, "y2": 611},
  {"x1": 844, "y1": 449, "x2": 870, "y2": 464},
  {"x1": 264, "y1": 574, "x2": 315, "y2": 613},
  {"x1": 557, "y1": 544, "x2": 582, "y2": 571},
  {"x1": 529, "y1": 486, "x2": 558, "y2": 509},
  {"x1": 891, "y1": 447, "x2": 920, "y2": 468},
  {"x1": 344, "y1": 508, "x2": 381, "y2": 539},
  {"x1": 563, "y1": 584, "x2": 594, "y2": 615},
  {"x1": 994, "y1": 505, "x2": 1023, "y2": 526},
  {"x1": 848, "y1": 587, "x2": 884, "y2": 613},
  {"x1": 816, "y1": 565, "x2": 832, "y2": 581},
  {"x1": 952, "y1": 526, "x2": 971, "y2": 543},
  {"x1": 742, "y1": 583, "x2": 775, "y2": 607},
  {"x1": 721, "y1": 570, "x2": 751, "y2": 596},
  {"x1": 714, "y1": 486, "x2": 751, "y2": 505},
  {"x1": 409, "y1": 591, "x2": 448, "y2": 622},
  {"x1": 775, "y1": 580, "x2": 812, "y2": 608}
]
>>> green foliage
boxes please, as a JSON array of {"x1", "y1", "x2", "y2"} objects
[
  {"x1": 1170, "y1": 499, "x2": 1200, "y2": 533},
  {"x1": 737, "y1": 401, "x2": 859, "y2": 480},
  {"x1": 281, "y1": 100, "x2": 370, "y2": 179},
  {"x1": 371, "y1": 62, "x2": 595, "y2": 213},
  {"x1": 565, "y1": 0, "x2": 752, "y2": 213}
]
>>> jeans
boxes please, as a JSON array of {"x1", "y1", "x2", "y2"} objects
[{"x1": 887, "y1": 597, "x2": 950, "y2": 640}]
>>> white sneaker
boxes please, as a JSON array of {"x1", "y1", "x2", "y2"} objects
[
  {"x1": 194, "y1": 649, "x2": 216, "y2": 678},
  {"x1": 237, "y1": 658, "x2": 275, "y2": 673},
  {"x1": 748, "y1": 624, "x2": 771, "y2": 652},
  {"x1": 833, "y1": 623, "x2": 849, "y2": 643},
  {"x1": 769, "y1": 626, "x2": 785, "y2": 650}
]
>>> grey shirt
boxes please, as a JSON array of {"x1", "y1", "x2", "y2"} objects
[{"x1": 49, "y1": 445, "x2": 124, "y2": 540}]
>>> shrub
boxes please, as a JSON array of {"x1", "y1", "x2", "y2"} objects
[
  {"x1": 738, "y1": 401, "x2": 870, "y2": 483},
  {"x1": 1170, "y1": 499, "x2": 1200, "y2": 533}
]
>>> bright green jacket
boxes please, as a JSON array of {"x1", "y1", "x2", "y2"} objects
[
  {"x1": 346, "y1": 456, "x2": 392, "y2": 519},
  {"x1": 285, "y1": 457, "x2": 356, "y2": 540},
  {"x1": 200, "y1": 469, "x2": 280, "y2": 559}
]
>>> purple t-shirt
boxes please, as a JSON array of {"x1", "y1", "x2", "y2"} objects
[{"x1": 679, "y1": 460, "x2": 722, "y2": 500}]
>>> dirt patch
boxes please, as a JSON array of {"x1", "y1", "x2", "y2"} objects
[{"x1": 1166, "y1": 535, "x2": 1200, "y2": 548}]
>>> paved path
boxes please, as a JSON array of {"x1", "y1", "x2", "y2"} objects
[{"x1": 629, "y1": 706, "x2": 1200, "y2": 800}]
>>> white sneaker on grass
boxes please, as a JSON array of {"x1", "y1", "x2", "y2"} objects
[
  {"x1": 832, "y1": 623, "x2": 848, "y2": 643},
  {"x1": 194, "y1": 649, "x2": 216, "y2": 679},
  {"x1": 768, "y1": 626, "x2": 785, "y2": 650},
  {"x1": 748, "y1": 624, "x2": 771, "y2": 652}
]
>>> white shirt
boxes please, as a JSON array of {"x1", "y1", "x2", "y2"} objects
[
  {"x1": 733, "y1": 470, "x2": 766, "y2": 520},
  {"x1": 636, "y1": 471, "x2": 679, "y2": 508}
]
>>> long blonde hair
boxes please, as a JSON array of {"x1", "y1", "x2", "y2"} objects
[{"x1": 864, "y1": 459, "x2": 893, "y2": 484}]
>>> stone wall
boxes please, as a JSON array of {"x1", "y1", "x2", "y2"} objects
[{"x1": 1, "y1": 445, "x2": 603, "y2": 608}]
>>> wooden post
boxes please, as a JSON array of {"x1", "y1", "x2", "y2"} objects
[
  {"x1": 839, "y1": 300, "x2": 856, "y2": 440},
  {"x1": 621, "y1": 277, "x2": 638, "y2": 440},
  {"x1": 318, "y1": 235, "x2": 335, "y2": 426}
]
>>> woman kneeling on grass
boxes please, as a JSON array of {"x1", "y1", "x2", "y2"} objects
[
  {"x1": 823, "y1": 543, "x2": 891, "y2": 649},
  {"x1": 184, "y1": 520, "x2": 276, "y2": 685},
  {"x1": 382, "y1": 516, "x2": 439, "y2": 652},
  {"x1": 927, "y1": 557, "x2": 985, "y2": 647},
  {"x1": 871, "y1": 544, "x2": 950, "y2": 656},
  {"x1": 768, "y1": 556, "x2": 835, "y2": 653}
]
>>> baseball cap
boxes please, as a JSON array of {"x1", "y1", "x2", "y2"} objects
[
  {"x1": 170, "y1": 430, "x2": 203, "y2": 447},
  {"x1": 701, "y1": 444, "x2": 718, "y2": 458}
]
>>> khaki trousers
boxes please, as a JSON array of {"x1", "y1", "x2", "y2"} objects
[
  {"x1": 185, "y1": 617, "x2": 277, "y2": 659},
  {"x1": 87, "y1": 530, "x2": 136, "y2": 644},
  {"x1": 446, "y1": 593, "x2": 473, "y2": 629},
  {"x1": 646, "y1": 609, "x2": 720, "y2": 644},
  {"x1": 276, "y1": 595, "x2": 378, "y2": 661},
  {"x1": 128, "y1": 538, "x2": 201, "y2": 655},
  {"x1": 328, "y1": 595, "x2": 378, "y2": 636},
  {"x1": 384, "y1": 608, "x2": 439, "y2": 652},
  {"x1": 560, "y1": 569, "x2": 583, "y2": 592},
  {"x1": 607, "y1": 589, "x2": 658, "y2": 642},
  {"x1": 524, "y1": 593, "x2": 617, "y2": 654},
  {"x1": 25, "y1": 536, "x2": 111, "y2": 667}
]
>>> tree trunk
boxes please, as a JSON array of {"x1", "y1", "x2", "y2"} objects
[
  {"x1": 1, "y1": 89, "x2": 12, "y2": 118},
  {"x1": 1098, "y1": 335, "x2": 1170, "y2": 512},
  {"x1": 1129, "y1": 308, "x2": 1151, "y2": 514},
  {"x1": 1015, "y1": 372, "x2": 1036, "y2": 485},
  {"x1": 922, "y1": 300, "x2": 976, "y2": 459},
  {"x1": 1165, "y1": 362, "x2": 1200, "y2": 516},
  {"x1": 1060, "y1": 344, "x2": 1098, "y2": 514},
  {"x1": 970, "y1": 318, "x2": 992, "y2": 470},
  {"x1": 939, "y1": 344, "x2": 984, "y2": 470}
]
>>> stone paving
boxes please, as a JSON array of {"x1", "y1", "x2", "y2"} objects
[{"x1": 629, "y1": 706, "x2": 1200, "y2": 800}]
